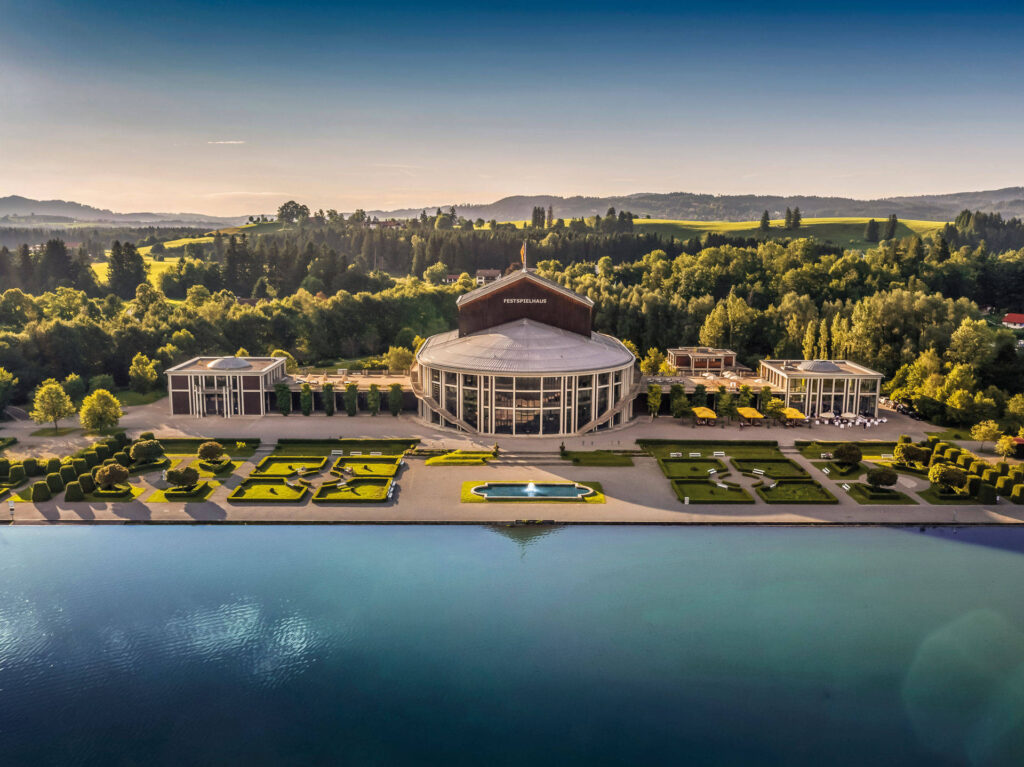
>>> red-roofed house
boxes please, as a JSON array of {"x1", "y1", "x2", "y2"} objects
[{"x1": 1003, "y1": 313, "x2": 1024, "y2": 329}]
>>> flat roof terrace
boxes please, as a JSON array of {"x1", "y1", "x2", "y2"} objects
[{"x1": 166, "y1": 357, "x2": 284, "y2": 374}]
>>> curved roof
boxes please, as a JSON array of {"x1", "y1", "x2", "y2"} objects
[
  {"x1": 455, "y1": 268, "x2": 593, "y2": 308},
  {"x1": 417, "y1": 319, "x2": 634, "y2": 374},
  {"x1": 798, "y1": 360, "x2": 842, "y2": 373},
  {"x1": 207, "y1": 357, "x2": 253, "y2": 370}
]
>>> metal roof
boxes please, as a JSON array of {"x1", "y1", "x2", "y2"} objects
[
  {"x1": 416, "y1": 319, "x2": 634, "y2": 374},
  {"x1": 455, "y1": 268, "x2": 593, "y2": 308}
]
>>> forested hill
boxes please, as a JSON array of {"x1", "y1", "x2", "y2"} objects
[
  {"x1": 367, "y1": 188, "x2": 1024, "y2": 223},
  {"x1": 0, "y1": 196, "x2": 244, "y2": 227}
]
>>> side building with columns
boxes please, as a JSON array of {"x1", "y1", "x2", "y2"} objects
[
  {"x1": 165, "y1": 356, "x2": 288, "y2": 417},
  {"x1": 757, "y1": 359, "x2": 884, "y2": 417}
]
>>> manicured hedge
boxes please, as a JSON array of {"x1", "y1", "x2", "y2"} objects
[
  {"x1": 164, "y1": 482, "x2": 212, "y2": 500},
  {"x1": 64, "y1": 481, "x2": 84, "y2": 502},
  {"x1": 670, "y1": 479, "x2": 754, "y2": 504},
  {"x1": 45, "y1": 457, "x2": 62, "y2": 473},
  {"x1": 113, "y1": 451, "x2": 130, "y2": 467},
  {"x1": 92, "y1": 485, "x2": 133, "y2": 499},
  {"x1": 755, "y1": 479, "x2": 839, "y2": 504},
  {"x1": 45, "y1": 472, "x2": 64, "y2": 493},
  {"x1": 1011, "y1": 485, "x2": 1024, "y2": 505},
  {"x1": 78, "y1": 473, "x2": 95, "y2": 493},
  {"x1": 5, "y1": 464, "x2": 26, "y2": 485},
  {"x1": 30, "y1": 481, "x2": 51, "y2": 502},
  {"x1": 59, "y1": 465, "x2": 77, "y2": 484},
  {"x1": 977, "y1": 483, "x2": 998, "y2": 504},
  {"x1": 22, "y1": 458, "x2": 41, "y2": 476},
  {"x1": 313, "y1": 478, "x2": 392, "y2": 503},
  {"x1": 227, "y1": 478, "x2": 309, "y2": 504},
  {"x1": 72, "y1": 458, "x2": 88, "y2": 475}
]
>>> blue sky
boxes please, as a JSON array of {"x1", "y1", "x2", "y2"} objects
[{"x1": 2, "y1": 0, "x2": 1023, "y2": 215}]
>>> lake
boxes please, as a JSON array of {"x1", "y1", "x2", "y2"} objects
[{"x1": 1, "y1": 525, "x2": 1023, "y2": 766}]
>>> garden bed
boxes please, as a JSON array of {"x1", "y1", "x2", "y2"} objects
[
  {"x1": 658, "y1": 458, "x2": 728, "y2": 479},
  {"x1": 252, "y1": 456, "x2": 327, "y2": 477},
  {"x1": 147, "y1": 481, "x2": 219, "y2": 503},
  {"x1": 670, "y1": 479, "x2": 753, "y2": 504},
  {"x1": 273, "y1": 438, "x2": 417, "y2": 456},
  {"x1": 227, "y1": 478, "x2": 308, "y2": 504},
  {"x1": 153, "y1": 438, "x2": 260, "y2": 457},
  {"x1": 332, "y1": 456, "x2": 400, "y2": 476},
  {"x1": 917, "y1": 487, "x2": 980, "y2": 505},
  {"x1": 755, "y1": 479, "x2": 838, "y2": 504},
  {"x1": 732, "y1": 458, "x2": 809, "y2": 479},
  {"x1": 847, "y1": 484, "x2": 917, "y2": 505},
  {"x1": 80, "y1": 485, "x2": 145, "y2": 502},
  {"x1": 639, "y1": 440, "x2": 782, "y2": 460},
  {"x1": 811, "y1": 461, "x2": 864, "y2": 479},
  {"x1": 796, "y1": 440, "x2": 898, "y2": 461},
  {"x1": 425, "y1": 450, "x2": 492, "y2": 466},
  {"x1": 313, "y1": 478, "x2": 392, "y2": 503}
]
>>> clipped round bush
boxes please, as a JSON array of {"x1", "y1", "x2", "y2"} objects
[
  {"x1": 929, "y1": 463, "x2": 966, "y2": 491},
  {"x1": 45, "y1": 457, "x2": 62, "y2": 474},
  {"x1": 78, "y1": 472, "x2": 95, "y2": 493},
  {"x1": 166, "y1": 466, "x2": 200, "y2": 489},
  {"x1": 113, "y1": 451, "x2": 131, "y2": 467},
  {"x1": 72, "y1": 457, "x2": 88, "y2": 475},
  {"x1": 832, "y1": 443, "x2": 862, "y2": 466},
  {"x1": 95, "y1": 463, "x2": 130, "y2": 490},
  {"x1": 30, "y1": 481, "x2": 51, "y2": 502},
  {"x1": 94, "y1": 444, "x2": 111, "y2": 461},
  {"x1": 894, "y1": 443, "x2": 928, "y2": 465},
  {"x1": 865, "y1": 467, "x2": 898, "y2": 489},
  {"x1": 82, "y1": 450, "x2": 100, "y2": 468},
  {"x1": 139, "y1": 431, "x2": 155, "y2": 441},
  {"x1": 8, "y1": 464, "x2": 26, "y2": 484},
  {"x1": 59, "y1": 464, "x2": 77, "y2": 484},
  {"x1": 22, "y1": 458, "x2": 40, "y2": 476},
  {"x1": 45, "y1": 472, "x2": 64, "y2": 493},
  {"x1": 197, "y1": 441, "x2": 226, "y2": 462},
  {"x1": 113, "y1": 432, "x2": 129, "y2": 447},
  {"x1": 129, "y1": 439, "x2": 164, "y2": 464},
  {"x1": 64, "y1": 481, "x2": 84, "y2": 502}
]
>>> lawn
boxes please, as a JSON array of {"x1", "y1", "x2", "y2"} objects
[
  {"x1": 91, "y1": 256, "x2": 182, "y2": 287},
  {"x1": 116, "y1": 389, "x2": 167, "y2": 407},
  {"x1": 158, "y1": 438, "x2": 259, "y2": 457},
  {"x1": 166, "y1": 456, "x2": 241, "y2": 478},
  {"x1": 639, "y1": 440, "x2": 782, "y2": 460},
  {"x1": 332, "y1": 456, "x2": 400, "y2": 476},
  {"x1": 313, "y1": 477, "x2": 392, "y2": 503},
  {"x1": 252, "y1": 456, "x2": 327, "y2": 476},
  {"x1": 755, "y1": 480, "x2": 838, "y2": 504},
  {"x1": 29, "y1": 427, "x2": 81, "y2": 437},
  {"x1": 670, "y1": 479, "x2": 753, "y2": 504},
  {"x1": 227, "y1": 477, "x2": 308, "y2": 503},
  {"x1": 917, "y1": 487, "x2": 980, "y2": 505},
  {"x1": 425, "y1": 450, "x2": 492, "y2": 466},
  {"x1": 460, "y1": 481, "x2": 606, "y2": 504},
  {"x1": 925, "y1": 428, "x2": 971, "y2": 442},
  {"x1": 811, "y1": 461, "x2": 865, "y2": 479},
  {"x1": 562, "y1": 450, "x2": 634, "y2": 467},
  {"x1": 731, "y1": 458, "x2": 809, "y2": 479},
  {"x1": 796, "y1": 440, "x2": 898, "y2": 461},
  {"x1": 847, "y1": 484, "x2": 917, "y2": 505},
  {"x1": 146, "y1": 481, "x2": 219, "y2": 503},
  {"x1": 659, "y1": 458, "x2": 728, "y2": 478}
]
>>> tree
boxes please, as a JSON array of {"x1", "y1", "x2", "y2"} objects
[
  {"x1": 883, "y1": 214, "x2": 898, "y2": 240},
  {"x1": 995, "y1": 435, "x2": 1017, "y2": 459},
  {"x1": 62, "y1": 373, "x2": 86, "y2": 401},
  {"x1": 691, "y1": 384, "x2": 707, "y2": 408},
  {"x1": 639, "y1": 348, "x2": 666, "y2": 376},
  {"x1": 833, "y1": 442, "x2": 862, "y2": 467},
  {"x1": 31, "y1": 381, "x2": 75, "y2": 432},
  {"x1": 389, "y1": 383, "x2": 403, "y2": 416},
  {"x1": 166, "y1": 466, "x2": 199, "y2": 489},
  {"x1": 970, "y1": 419, "x2": 1002, "y2": 452},
  {"x1": 130, "y1": 439, "x2": 164, "y2": 464},
  {"x1": 1006, "y1": 393, "x2": 1024, "y2": 427},
  {"x1": 235, "y1": 347, "x2": 250, "y2": 357},
  {"x1": 0, "y1": 367, "x2": 18, "y2": 413},
  {"x1": 197, "y1": 441, "x2": 226, "y2": 462},
  {"x1": 928, "y1": 463, "x2": 966, "y2": 492},
  {"x1": 423, "y1": 261, "x2": 448, "y2": 284},
  {"x1": 759, "y1": 210, "x2": 770, "y2": 233},
  {"x1": 716, "y1": 389, "x2": 736, "y2": 420},
  {"x1": 323, "y1": 383, "x2": 335, "y2": 416},
  {"x1": 300, "y1": 383, "x2": 313, "y2": 416},
  {"x1": 271, "y1": 349, "x2": 299, "y2": 372},
  {"x1": 946, "y1": 318, "x2": 995, "y2": 369},
  {"x1": 79, "y1": 389, "x2": 122, "y2": 432},
  {"x1": 95, "y1": 463, "x2": 129, "y2": 490},
  {"x1": 763, "y1": 397, "x2": 785, "y2": 422},
  {"x1": 646, "y1": 384, "x2": 662, "y2": 418},
  {"x1": 128, "y1": 352, "x2": 159, "y2": 393},
  {"x1": 784, "y1": 207, "x2": 793, "y2": 229},
  {"x1": 866, "y1": 467, "x2": 898, "y2": 490},
  {"x1": 277, "y1": 200, "x2": 310, "y2": 223},
  {"x1": 864, "y1": 219, "x2": 880, "y2": 243},
  {"x1": 344, "y1": 383, "x2": 358, "y2": 416},
  {"x1": 275, "y1": 382, "x2": 292, "y2": 415},
  {"x1": 669, "y1": 384, "x2": 691, "y2": 419},
  {"x1": 368, "y1": 384, "x2": 381, "y2": 415},
  {"x1": 106, "y1": 241, "x2": 149, "y2": 299},
  {"x1": 791, "y1": 207, "x2": 802, "y2": 229},
  {"x1": 384, "y1": 346, "x2": 414, "y2": 372}
]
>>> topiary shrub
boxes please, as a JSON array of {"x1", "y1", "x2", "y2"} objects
[
  {"x1": 82, "y1": 450, "x2": 99, "y2": 468},
  {"x1": 129, "y1": 439, "x2": 164, "y2": 464},
  {"x1": 898, "y1": 434, "x2": 911, "y2": 444},
  {"x1": 45, "y1": 457, "x2": 62, "y2": 474},
  {"x1": 925, "y1": 435, "x2": 939, "y2": 447},
  {"x1": 166, "y1": 466, "x2": 200, "y2": 489},
  {"x1": 30, "y1": 481, "x2": 51, "y2": 502},
  {"x1": 977, "y1": 483, "x2": 998, "y2": 504},
  {"x1": 865, "y1": 467, "x2": 898, "y2": 490},
  {"x1": 113, "y1": 451, "x2": 130, "y2": 467},
  {"x1": 0, "y1": 458, "x2": 8, "y2": 476},
  {"x1": 140, "y1": 431, "x2": 155, "y2": 441},
  {"x1": 113, "y1": 432, "x2": 129, "y2": 447},
  {"x1": 966, "y1": 475, "x2": 982, "y2": 497},
  {"x1": 956, "y1": 453, "x2": 974, "y2": 469},
  {"x1": 94, "y1": 444, "x2": 111, "y2": 461},
  {"x1": 78, "y1": 472, "x2": 95, "y2": 493},
  {"x1": 995, "y1": 475, "x2": 1014, "y2": 494},
  {"x1": 1011, "y1": 484, "x2": 1024, "y2": 505},
  {"x1": 24, "y1": 458, "x2": 44, "y2": 476},
  {"x1": 7, "y1": 464, "x2": 26, "y2": 484},
  {"x1": 929, "y1": 463, "x2": 966, "y2": 493},
  {"x1": 832, "y1": 443, "x2": 862, "y2": 467},
  {"x1": 64, "y1": 481, "x2": 84, "y2": 502},
  {"x1": 997, "y1": 462, "x2": 1010, "y2": 476},
  {"x1": 59, "y1": 465, "x2": 77, "y2": 484},
  {"x1": 95, "y1": 463, "x2": 130, "y2": 490},
  {"x1": 197, "y1": 441, "x2": 226, "y2": 462},
  {"x1": 72, "y1": 458, "x2": 88, "y2": 475},
  {"x1": 45, "y1": 472, "x2": 64, "y2": 493},
  {"x1": 894, "y1": 443, "x2": 929, "y2": 465}
]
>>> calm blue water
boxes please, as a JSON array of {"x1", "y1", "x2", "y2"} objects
[
  {"x1": 1, "y1": 526, "x2": 1024, "y2": 766},
  {"x1": 476, "y1": 481, "x2": 591, "y2": 498}
]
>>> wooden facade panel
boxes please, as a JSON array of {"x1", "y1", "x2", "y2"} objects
[
  {"x1": 171, "y1": 391, "x2": 191, "y2": 415},
  {"x1": 458, "y1": 278, "x2": 591, "y2": 337},
  {"x1": 169, "y1": 375, "x2": 188, "y2": 389},
  {"x1": 242, "y1": 391, "x2": 262, "y2": 415},
  {"x1": 242, "y1": 375, "x2": 261, "y2": 390}
]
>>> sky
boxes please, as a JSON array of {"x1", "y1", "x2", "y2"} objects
[{"x1": 1, "y1": 0, "x2": 1023, "y2": 216}]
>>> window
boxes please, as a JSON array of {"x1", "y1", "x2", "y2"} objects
[
  {"x1": 495, "y1": 376, "x2": 514, "y2": 389},
  {"x1": 542, "y1": 410, "x2": 561, "y2": 434},
  {"x1": 462, "y1": 374, "x2": 478, "y2": 388},
  {"x1": 494, "y1": 409, "x2": 513, "y2": 434},
  {"x1": 543, "y1": 377, "x2": 561, "y2": 389},
  {"x1": 445, "y1": 371, "x2": 458, "y2": 386},
  {"x1": 517, "y1": 377, "x2": 541, "y2": 391},
  {"x1": 495, "y1": 391, "x2": 514, "y2": 408},
  {"x1": 515, "y1": 409, "x2": 540, "y2": 435}
]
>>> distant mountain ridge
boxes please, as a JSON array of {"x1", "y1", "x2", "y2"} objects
[
  {"x1": 365, "y1": 187, "x2": 1024, "y2": 222},
  {"x1": 0, "y1": 195, "x2": 246, "y2": 227}
]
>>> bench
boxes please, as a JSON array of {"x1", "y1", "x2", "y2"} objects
[
  {"x1": 351, "y1": 452, "x2": 362, "y2": 456},
  {"x1": 370, "y1": 451, "x2": 382, "y2": 456},
  {"x1": 669, "y1": 452, "x2": 682, "y2": 458},
  {"x1": 683, "y1": 497, "x2": 690, "y2": 505},
  {"x1": 820, "y1": 452, "x2": 832, "y2": 459},
  {"x1": 689, "y1": 452, "x2": 701, "y2": 458},
  {"x1": 707, "y1": 468, "x2": 717, "y2": 475},
  {"x1": 752, "y1": 469, "x2": 764, "y2": 476},
  {"x1": 842, "y1": 483, "x2": 851, "y2": 491},
  {"x1": 881, "y1": 454, "x2": 894, "y2": 461},
  {"x1": 768, "y1": 482, "x2": 778, "y2": 489},
  {"x1": 713, "y1": 451, "x2": 725, "y2": 457},
  {"x1": 331, "y1": 449, "x2": 343, "y2": 455}
]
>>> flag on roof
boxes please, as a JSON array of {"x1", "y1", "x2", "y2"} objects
[{"x1": 520, "y1": 240, "x2": 527, "y2": 268}]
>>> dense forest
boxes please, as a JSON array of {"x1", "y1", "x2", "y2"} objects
[{"x1": 1, "y1": 206, "x2": 1023, "y2": 429}]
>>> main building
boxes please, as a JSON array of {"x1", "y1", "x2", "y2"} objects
[{"x1": 412, "y1": 268, "x2": 637, "y2": 436}]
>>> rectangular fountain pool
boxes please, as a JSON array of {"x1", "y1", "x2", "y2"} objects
[{"x1": 473, "y1": 481, "x2": 594, "y2": 500}]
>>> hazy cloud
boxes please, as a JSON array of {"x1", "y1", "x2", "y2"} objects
[{"x1": 207, "y1": 140, "x2": 246, "y2": 145}]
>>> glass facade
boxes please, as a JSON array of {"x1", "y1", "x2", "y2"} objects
[{"x1": 419, "y1": 366, "x2": 633, "y2": 436}]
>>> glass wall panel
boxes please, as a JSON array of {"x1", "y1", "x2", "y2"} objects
[
  {"x1": 542, "y1": 377, "x2": 561, "y2": 389},
  {"x1": 517, "y1": 377, "x2": 541, "y2": 391},
  {"x1": 542, "y1": 410, "x2": 561, "y2": 434},
  {"x1": 462, "y1": 374, "x2": 478, "y2": 388},
  {"x1": 597, "y1": 387, "x2": 609, "y2": 415},
  {"x1": 515, "y1": 409, "x2": 540, "y2": 435},
  {"x1": 445, "y1": 371, "x2": 458, "y2": 386},
  {"x1": 463, "y1": 389, "x2": 478, "y2": 429},
  {"x1": 494, "y1": 409, "x2": 513, "y2": 434},
  {"x1": 495, "y1": 376, "x2": 514, "y2": 389},
  {"x1": 495, "y1": 390, "x2": 514, "y2": 408},
  {"x1": 516, "y1": 392, "x2": 541, "y2": 409}
]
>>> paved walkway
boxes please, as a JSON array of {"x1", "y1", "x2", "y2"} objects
[{"x1": 3, "y1": 403, "x2": 1021, "y2": 525}]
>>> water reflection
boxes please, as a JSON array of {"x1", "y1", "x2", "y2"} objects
[{"x1": 486, "y1": 523, "x2": 566, "y2": 556}]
